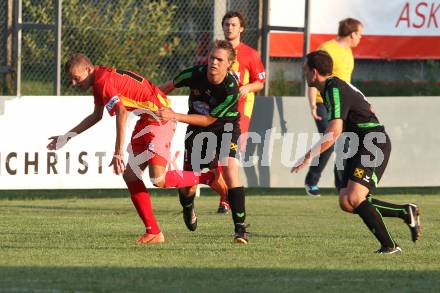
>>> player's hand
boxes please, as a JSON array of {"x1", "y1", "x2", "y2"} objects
[
  {"x1": 156, "y1": 108, "x2": 175, "y2": 122},
  {"x1": 290, "y1": 156, "x2": 311, "y2": 173},
  {"x1": 47, "y1": 135, "x2": 69, "y2": 150},
  {"x1": 239, "y1": 85, "x2": 251, "y2": 97},
  {"x1": 311, "y1": 105, "x2": 322, "y2": 120},
  {"x1": 110, "y1": 153, "x2": 126, "y2": 175}
]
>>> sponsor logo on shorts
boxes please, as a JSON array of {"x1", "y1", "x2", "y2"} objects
[
  {"x1": 354, "y1": 168, "x2": 364, "y2": 179},
  {"x1": 363, "y1": 175, "x2": 371, "y2": 183}
]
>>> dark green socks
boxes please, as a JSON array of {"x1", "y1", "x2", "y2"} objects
[
  {"x1": 368, "y1": 195, "x2": 408, "y2": 219},
  {"x1": 355, "y1": 199, "x2": 396, "y2": 248},
  {"x1": 227, "y1": 186, "x2": 246, "y2": 225}
]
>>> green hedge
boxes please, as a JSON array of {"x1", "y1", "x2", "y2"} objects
[{"x1": 268, "y1": 70, "x2": 440, "y2": 97}]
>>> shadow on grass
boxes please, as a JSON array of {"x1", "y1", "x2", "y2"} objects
[
  {"x1": 0, "y1": 266, "x2": 439, "y2": 292},
  {"x1": 1, "y1": 187, "x2": 440, "y2": 200}
]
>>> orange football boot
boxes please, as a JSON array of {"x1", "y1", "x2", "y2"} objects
[{"x1": 136, "y1": 232, "x2": 165, "y2": 244}]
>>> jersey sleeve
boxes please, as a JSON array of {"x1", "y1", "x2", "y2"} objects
[
  {"x1": 173, "y1": 66, "x2": 196, "y2": 88},
  {"x1": 94, "y1": 79, "x2": 123, "y2": 116},
  {"x1": 325, "y1": 85, "x2": 349, "y2": 121},
  {"x1": 248, "y1": 51, "x2": 266, "y2": 83}
]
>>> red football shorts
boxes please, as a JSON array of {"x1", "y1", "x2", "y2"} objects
[{"x1": 130, "y1": 118, "x2": 176, "y2": 167}]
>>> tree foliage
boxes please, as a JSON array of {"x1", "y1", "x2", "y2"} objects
[{"x1": 22, "y1": 0, "x2": 177, "y2": 91}]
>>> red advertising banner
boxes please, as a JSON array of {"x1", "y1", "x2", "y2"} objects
[
  {"x1": 270, "y1": 32, "x2": 440, "y2": 59},
  {"x1": 269, "y1": 0, "x2": 440, "y2": 59}
]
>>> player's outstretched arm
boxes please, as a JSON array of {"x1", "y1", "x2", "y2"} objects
[
  {"x1": 156, "y1": 108, "x2": 217, "y2": 127},
  {"x1": 47, "y1": 105, "x2": 104, "y2": 150},
  {"x1": 290, "y1": 119, "x2": 342, "y2": 173}
]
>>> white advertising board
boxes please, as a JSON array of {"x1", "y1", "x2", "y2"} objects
[
  {"x1": 269, "y1": 0, "x2": 305, "y2": 28},
  {"x1": 0, "y1": 96, "x2": 188, "y2": 189}
]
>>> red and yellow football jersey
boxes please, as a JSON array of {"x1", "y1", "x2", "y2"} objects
[
  {"x1": 92, "y1": 66, "x2": 170, "y2": 118},
  {"x1": 231, "y1": 42, "x2": 265, "y2": 147},
  {"x1": 231, "y1": 42, "x2": 266, "y2": 88},
  {"x1": 232, "y1": 43, "x2": 265, "y2": 119}
]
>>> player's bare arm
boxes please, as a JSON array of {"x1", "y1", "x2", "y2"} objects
[
  {"x1": 109, "y1": 104, "x2": 128, "y2": 175},
  {"x1": 307, "y1": 87, "x2": 322, "y2": 120},
  {"x1": 239, "y1": 80, "x2": 264, "y2": 97},
  {"x1": 47, "y1": 104, "x2": 104, "y2": 150},
  {"x1": 291, "y1": 119, "x2": 343, "y2": 173},
  {"x1": 156, "y1": 108, "x2": 217, "y2": 127}
]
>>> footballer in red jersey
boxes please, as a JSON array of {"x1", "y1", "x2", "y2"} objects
[
  {"x1": 223, "y1": 11, "x2": 266, "y2": 150},
  {"x1": 230, "y1": 42, "x2": 266, "y2": 142},
  {"x1": 93, "y1": 65, "x2": 174, "y2": 165},
  {"x1": 47, "y1": 54, "x2": 219, "y2": 244}
]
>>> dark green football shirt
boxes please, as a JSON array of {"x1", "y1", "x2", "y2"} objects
[
  {"x1": 173, "y1": 65, "x2": 240, "y2": 123},
  {"x1": 322, "y1": 77, "x2": 382, "y2": 134}
]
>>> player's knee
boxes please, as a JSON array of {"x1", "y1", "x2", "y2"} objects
[
  {"x1": 178, "y1": 186, "x2": 196, "y2": 197},
  {"x1": 347, "y1": 196, "x2": 365, "y2": 211},
  {"x1": 338, "y1": 195, "x2": 354, "y2": 213},
  {"x1": 339, "y1": 201, "x2": 353, "y2": 213},
  {"x1": 186, "y1": 185, "x2": 198, "y2": 195},
  {"x1": 221, "y1": 164, "x2": 241, "y2": 188}
]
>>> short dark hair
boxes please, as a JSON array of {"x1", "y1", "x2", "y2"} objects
[
  {"x1": 222, "y1": 11, "x2": 246, "y2": 30},
  {"x1": 338, "y1": 18, "x2": 362, "y2": 37},
  {"x1": 211, "y1": 40, "x2": 236, "y2": 62},
  {"x1": 65, "y1": 53, "x2": 93, "y2": 73},
  {"x1": 306, "y1": 50, "x2": 333, "y2": 76}
]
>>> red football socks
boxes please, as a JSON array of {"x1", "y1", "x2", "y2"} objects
[
  {"x1": 126, "y1": 180, "x2": 160, "y2": 234},
  {"x1": 217, "y1": 165, "x2": 228, "y2": 204},
  {"x1": 163, "y1": 170, "x2": 214, "y2": 188}
]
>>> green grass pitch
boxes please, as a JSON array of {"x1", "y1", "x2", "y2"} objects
[{"x1": 1, "y1": 189, "x2": 440, "y2": 292}]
